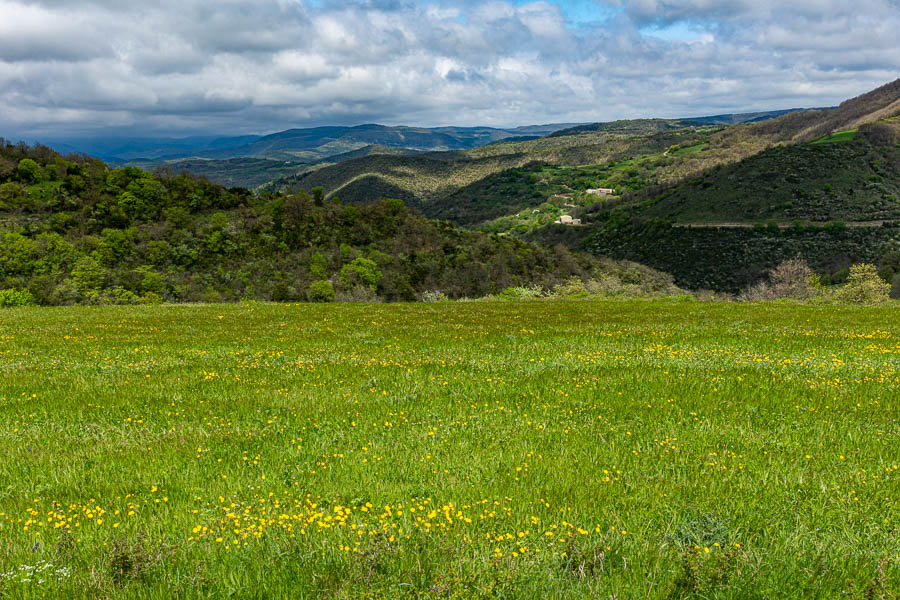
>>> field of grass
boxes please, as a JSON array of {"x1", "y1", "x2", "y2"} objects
[
  {"x1": 812, "y1": 129, "x2": 859, "y2": 144},
  {"x1": 0, "y1": 300, "x2": 898, "y2": 598}
]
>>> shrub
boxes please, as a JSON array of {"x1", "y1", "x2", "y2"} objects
[
  {"x1": 309, "y1": 252, "x2": 327, "y2": 279},
  {"x1": 0, "y1": 288, "x2": 36, "y2": 308},
  {"x1": 585, "y1": 276, "x2": 647, "y2": 297},
  {"x1": 308, "y1": 280, "x2": 335, "y2": 302},
  {"x1": 16, "y1": 158, "x2": 43, "y2": 183},
  {"x1": 139, "y1": 292, "x2": 163, "y2": 305},
  {"x1": 0, "y1": 182, "x2": 24, "y2": 208},
  {"x1": 891, "y1": 274, "x2": 900, "y2": 300},
  {"x1": 70, "y1": 255, "x2": 108, "y2": 294},
  {"x1": 835, "y1": 264, "x2": 890, "y2": 305},
  {"x1": 585, "y1": 276, "x2": 626, "y2": 297},
  {"x1": 421, "y1": 290, "x2": 448, "y2": 302},
  {"x1": 135, "y1": 267, "x2": 166, "y2": 295},
  {"x1": 498, "y1": 285, "x2": 545, "y2": 299},
  {"x1": 103, "y1": 286, "x2": 139, "y2": 305},
  {"x1": 337, "y1": 284, "x2": 380, "y2": 303},
  {"x1": 878, "y1": 251, "x2": 900, "y2": 282},
  {"x1": 740, "y1": 258, "x2": 819, "y2": 301},
  {"x1": 339, "y1": 258, "x2": 382, "y2": 291},
  {"x1": 552, "y1": 277, "x2": 589, "y2": 298}
]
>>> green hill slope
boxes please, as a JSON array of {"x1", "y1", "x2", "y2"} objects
[
  {"x1": 267, "y1": 126, "x2": 722, "y2": 224},
  {"x1": 517, "y1": 81, "x2": 900, "y2": 292},
  {"x1": 753, "y1": 79, "x2": 900, "y2": 142},
  {"x1": 530, "y1": 123, "x2": 900, "y2": 291},
  {"x1": 0, "y1": 140, "x2": 677, "y2": 304},
  {"x1": 641, "y1": 129, "x2": 900, "y2": 223}
]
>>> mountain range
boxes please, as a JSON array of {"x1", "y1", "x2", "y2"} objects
[
  {"x1": 3, "y1": 79, "x2": 899, "y2": 300},
  {"x1": 44, "y1": 123, "x2": 584, "y2": 164}
]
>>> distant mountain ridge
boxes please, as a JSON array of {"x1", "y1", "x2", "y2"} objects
[
  {"x1": 42, "y1": 123, "x2": 585, "y2": 164},
  {"x1": 550, "y1": 109, "x2": 812, "y2": 137},
  {"x1": 39, "y1": 108, "x2": 823, "y2": 166}
]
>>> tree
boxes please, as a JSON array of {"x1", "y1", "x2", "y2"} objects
[
  {"x1": 308, "y1": 280, "x2": 335, "y2": 302},
  {"x1": 740, "y1": 258, "x2": 819, "y2": 301},
  {"x1": 16, "y1": 158, "x2": 43, "y2": 184},
  {"x1": 0, "y1": 182, "x2": 24, "y2": 208},
  {"x1": 71, "y1": 255, "x2": 108, "y2": 294},
  {"x1": 877, "y1": 251, "x2": 900, "y2": 282},
  {"x1": 309, "y1": 252, "x2": 327, "y2": 279},
  {"x1": 835, "y1": 263, "x2": 890, "y2": 305},
  {"x1": 312, "y1": 187, "x2": 325, "y2": 207},
  {"x1": 340, "y1": 257, "x2": 383, "y2": 291}
]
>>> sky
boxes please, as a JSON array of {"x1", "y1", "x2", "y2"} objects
[{"x1": 1, "y1": 0, "x2": 899, "y2": 139}]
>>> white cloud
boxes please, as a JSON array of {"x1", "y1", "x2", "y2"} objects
[{"x1": 0, "y1": 0, "x2": 898, "y2": 139}]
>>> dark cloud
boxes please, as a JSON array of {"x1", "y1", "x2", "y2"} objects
[{"x1": 0, "y1": 0, "x2": 898, "y2": 139}]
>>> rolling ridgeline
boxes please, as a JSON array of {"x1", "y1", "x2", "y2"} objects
[
  {"x1": 3, "y1": 79, "x2": 900, "y2": 303},
  {"x1": 265, "y1": 79, "x2": 900, "y2": 292},
  {"x1": 0, "y1": 142, "x2": 679, "y2": 305}
]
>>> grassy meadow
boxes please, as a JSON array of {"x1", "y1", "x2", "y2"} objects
[{"x1": 0, "y1": 299, "x2": 898, "y2": 598}]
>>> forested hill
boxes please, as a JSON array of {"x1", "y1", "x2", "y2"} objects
[{"x1": 0, "y1": 139, "x2": 676, "y2": 305}]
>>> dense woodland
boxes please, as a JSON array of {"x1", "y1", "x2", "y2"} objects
[{"x1": 0, "y1": 139, "x2": 653, "y2": 305}]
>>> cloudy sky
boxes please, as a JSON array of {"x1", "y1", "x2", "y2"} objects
[{"x1": 1, "y1": 0, "x2": 899, "y2": 139}]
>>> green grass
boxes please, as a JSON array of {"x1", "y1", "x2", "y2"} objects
[
  {"x1": 812, "y1": 129, "x2": 858, "y2": 144},
  {"x1": 670, "y1": 143, "x2": 705, "y2": 156},
  {"x1": 0, "y1": 300, "x2": 898, "y2": 598}
]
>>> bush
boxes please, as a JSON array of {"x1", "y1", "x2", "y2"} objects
[
  {"x1": 139, "y1": 292, "x2": 163, "y2": 305},
  {"x1": 0, "y1": 182, "x2": 25, "y2": 208},
  {"x1": 135, "y1": 267, "x2": 166, "y2": 295},
  {"x1": 878, "y1": 251, "x2": 900, "y2": 282},
  {"x1": 339, "y1": 258, "x2": 382, "y2": 291},
  {"x1": 337, "y1": 284, "x2": 380, "y2": 303},
  {"x1": 498, "y1": 285, "x2": 545, "y2": 299},
  {"x1": 740, "y1": 258, "x2": 819, "y2": 301},
  {"x1": 16, "y1": 158, "x2": 43, "y2": 183},
  {"x1": 0, "y1": 288, "x2": 36, "y2": 308},
  {"x1": 309, "y1": 252, "x2": 327, "y2": 279},
  {"x1": 421, "y1": 290, "x2": 448, "y2": 302},
  {"x1": 553, "y1": 277, "x2": 589, "y2": 298},
  {"x1": 835, "y1": 263, "x2": 891, "y2": 305},
  {"x1": 70, "y1": 255, "x2": 108, "y2": 295},
  {"x1": 308, "y1": 280, "x2": 335, "y2": 302},
  {"x1": 585, "y1": 276, "x2": 642, "y2": 297},
  {"x1": 892, "y1": 274, "x2": 900, "y2": 300}
]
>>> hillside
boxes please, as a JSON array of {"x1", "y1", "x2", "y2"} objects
[
  {"x1": 753, "y1": 79, "x2": 900, "y2": 142},
  {"x1": 48, "y1": 123, "x2": 583, "y2": 165},
  {"x1": 267, "y1": 126, "x2": 724, "y2": 224},
  {"x1": 144, "y1": 157, "x2": 305, "y2": 189},
  {"x1": 640, "y1": 126, "x2": 900, "y2": 223},
  {"x1": 263, "y1": 104, "x2": 863, "y2": 227},
  {"x1": 210, "y1": 124, "x2": 584, "y2": 162},
  {"x1": 530, "y1": 118, "x2": 900, "y2": 291},
  {"x1": 9, "y1": 81, "x2": 898, "y2": 296},
  {"x1": 498, "y1": 80, "x2": 900, "y2": 291},
  {"x1": 0, "y1": 140, "x2": 678, "y2": 304},
  {"x1": 548, "y1": 109, "x2": 807, "y2": 137}
]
